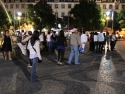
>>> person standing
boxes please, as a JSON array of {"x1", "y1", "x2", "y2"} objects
[
  {"x1": 56, "y1": 30, "x2": 67, "y2": 65},
  {"x1": 67, "y1": 29, "x2": 81, "y2": 65},
  {"x1": 110, "y1": 33, "x2": 116, "y2": 52},
  {"x1": 46, "y1": 31, "x2": 51, "y2": 52},
  {"x1": 81, "y1": 31, "x2": 88, "y2": 53},
  {"x1": 93, "y1": 32, "x2": 98, "y2": 53},
  {"x1": 98, "y1": 30, "x2": 104, "y2": 54},
  {"x1": 27, "y1": 30, "x2": 42, "y2": 83},
  {"x1": 17, "y1": 33, "x2": 25, "y2": 55},
  {"x1": 22, "y1": 31, "x2": 32, "y2": 67},
  {"x1": 1, "y1": 30, "x2": 13, "y2": 60}
]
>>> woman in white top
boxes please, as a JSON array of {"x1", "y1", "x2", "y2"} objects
[
  {"x1": 27, "y1": 30, "x2": 42, "y2": 83},
  {"x1": 46, "y1": 31, "x2": 51, "y2": 52}
]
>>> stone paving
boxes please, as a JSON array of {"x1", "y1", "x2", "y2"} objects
[{"x1": 0, "y1": 40, "x2": 125, "y2": 94}]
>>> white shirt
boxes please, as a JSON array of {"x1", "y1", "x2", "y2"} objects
[
  {"x1": 98, "y1": 32, "x2": 104, "y2": 42},
  {"x1": 27, "y1": 40, "x2": 41, "y2": 59},
  {"x1": 94, "y1": 35, "x2": 98, "y2": 42},
  {"x1": 39, "y1": 34, "x2": 43, "y2": 42},
  {"x1": 46, "y1": 34, "x2": 51, "y2": 42},
  {"x1": 81, "y1": 34, "x2": 88, "y2": 43}
]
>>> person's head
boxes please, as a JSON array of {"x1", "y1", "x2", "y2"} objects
[
  {"x1": 48, "y1": 31, "x2": 50, "y2": 34},
  {"x1": 5, "y1": 30, "x2": 9, "y2": 35},
  {"x1": 59, "y1": 30, "x2": 64, "y2": 37},
  {"x1": 30, "y1": 30, "x2": 39, "y2": 46},
  {"x1": 28, "y1": 31, "x2": 32, "y2": 36},
  {"x1": 82, "y1": 31, "x2": 85, "y2": 34}
]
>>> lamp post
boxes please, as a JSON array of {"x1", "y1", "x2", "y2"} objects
[
  {"x1": 17, "y1": 16, "x2": 21, "y2": 32},
  {"x1": 106, "y1": 11, "x2": 110, "y2": 28},
  {"x1": 17, "y1": 12, "x2": 22, "y2": 32}
]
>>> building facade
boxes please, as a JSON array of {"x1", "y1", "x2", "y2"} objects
[{"x1": 1, "y1": 0, "x2": 125, "y2": 18}]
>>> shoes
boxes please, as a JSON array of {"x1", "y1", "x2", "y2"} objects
[
  {"x1": 9, "y1": 58, "x2": 12, "y2": 60},
  {"x1": 4, "y1": 57, "x2": 7, "y2": 60},
  {"x1": 75, "y1": 63, "x2": 80, "y2": 65},
  {"x1": 27, "y1": 64, "x2": 32, "y2": 67},
  {"x1": 57, "y1": 62, "x2": 64, "y2": 66}
]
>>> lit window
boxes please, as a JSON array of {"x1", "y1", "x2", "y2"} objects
[
  {"x1": 61, "y1": 4, "x2": 65, "y2": 8},
  {"x1": 68, "y1": 4, "x2": 71, "y2": 8},
  {"x1": 10, "y1": 4, "x2": 13, "y2": 9}
]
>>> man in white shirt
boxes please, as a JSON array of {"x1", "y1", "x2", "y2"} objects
[
  {"x1": 98, "y1": 30, "x2": 104, "y2": 53},
  {"x1": 81, "y1": 31, "x2": 88, "y2": 53}
]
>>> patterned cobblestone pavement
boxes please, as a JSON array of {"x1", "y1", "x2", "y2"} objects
[{"x1": 0, "y1": 40, "x2": 125, "y2": 94}]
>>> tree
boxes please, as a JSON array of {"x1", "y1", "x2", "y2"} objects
[
  {"x1": 27, "y1": 1, "x2": 55, "y2": 30},
  {"x1": 70, "y1": 0, "x2": 104, "y2": 30},
  {"x1": 117, "y1": 9, "x2": 125, "y2": 29},
  {"x1": 0, "y1": 5, "x2": 10, "y2": 30}
]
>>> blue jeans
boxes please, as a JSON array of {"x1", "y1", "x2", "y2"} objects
[
  {"x1": 30, "y1": 57, "x2": 38, "y2": 82},
  {"x1": 68, "y1": 45, "x2": 79, "y2": 64},
  {"x1": 47, "y1": 42, "x2": 51, "y2": 51}
]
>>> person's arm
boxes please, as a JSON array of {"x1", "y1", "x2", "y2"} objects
[
  {"x1": 35, "y1": 41, "x2": 42, "y2": 59},
  {"x1": 77, "y1": 35, "x2": 81, "y2": 46},
  {"x1": 0, "y1": 35, "x2": 4, "y2": 47},
  {"x1": 64, "y1": 37, "x2": 67, "y2": 47},
  {"x1": 22, "y1": 37, "x2": 28, "y2": 43}
]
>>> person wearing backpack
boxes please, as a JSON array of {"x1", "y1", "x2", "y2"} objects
[{"x1": 27, "y1": 30, "x2": 42, "y2": 83}]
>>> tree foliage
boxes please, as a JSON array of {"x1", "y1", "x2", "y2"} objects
[
  {"x1": 117, "y1": 9, "x2": 125, "y2": 28},
  {"x1": 70, "y1": 0, "x2": 104, "y2": 30},
  {"x1": 27, "y1": 1, "x2": 55, "y2": 30},
  {"x1": 0, "y1": 5, "x2": 10, "y2": 30}
]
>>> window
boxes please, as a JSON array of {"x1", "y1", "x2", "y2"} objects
[
  {"x1": 61, "y1": 12, "x2": 65, "y2": 17},
  {"x1": 10, "y1": 4, "x2": 13, "y2": 9},
  {"x1": 55, "y1": 12, "x2": 58, "y2": 18},
  {"x1": 16, "y1": 4, "x2": 19, "y2": 9},
  {"x1": 103, "y1": 5, "x2": 106, "y2": 9},
  {"x1": 5, "y1": 5, "x2": 8, "y2": 9},
  {"x1": 122, "y1": 5, "x2": 125, "y2": 9},
  {"x1": 21, "y1": 4, "x2": 25, "y2": 8},
  {"x1": 115, "y1": 5, "x2": 119, "y2": 9},
  {"x1": 49, "y1": 4, "x2": 52, "y2": 8},
  {"x1": 68, "y1": 4, "x2": 71, "y2": 8},
  {"x1": 55, "y1": 4, "x2": 58, "y2": 8},
  {"x1": 61, "y1": 4, "x2": 65, "y2": 8},
  {"x1": 97, "y1": 4, "x2": 100, "y2": 8},
  {"x1": 11, "y1": 0, "x2": 14, "y2": 2},
  {"x1": 109, "y1": 5, "x2": 113, "y2": 9}
]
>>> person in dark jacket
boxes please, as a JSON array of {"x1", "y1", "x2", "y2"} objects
[{"x1": 56, "y1": 30, "x2": 67, "y2": 65}]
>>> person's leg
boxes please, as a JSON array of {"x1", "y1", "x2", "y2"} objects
[
  {"x1": 74, "y1": 46, "x2": 79, "y2": 64},
  {"x1": 8, "y1": 51, "x2": 12, "y2": 60},
  {"x1": 57, "y1": 49, "x2": 61, "y2": 64},
  {"x1": 3, "y1": 51, "x2": 7, "y2": 60},
  {"x1": 30, "y1": 57, "x2": 38, "y2": 82},
  {"x1": 60, "y1": 49, "x2": 65, "y2": 63},
  {"x1": 68, "y1": 46, "x2": 74, "y2": 64}
]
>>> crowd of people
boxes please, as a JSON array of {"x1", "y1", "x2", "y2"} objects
[{"x1": 0, "y1": 28, "x2": 117, "y2": 83}]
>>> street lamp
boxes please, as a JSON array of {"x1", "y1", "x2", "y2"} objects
[
  {"x1": 105, "y1": 11, "x2": 110, "y2": 28},
  {"x1": 17, "y1": 12, "x2": 22, "y2": 32},
  {"x1": 106, "y1": 16, "x2": 110, "y2": 27},
  {"x1": 17, "y1": 16, "x2": 21, "y2": 32}
]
